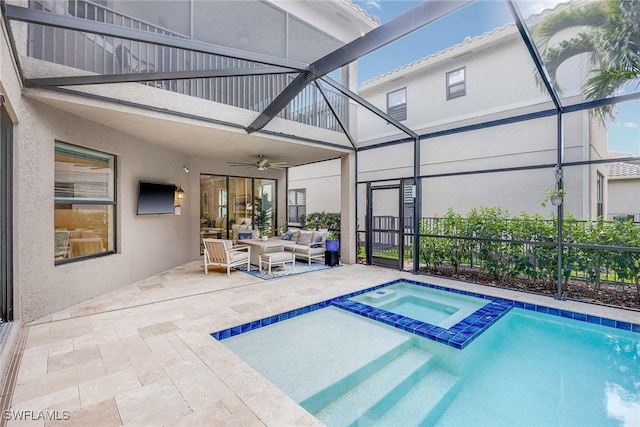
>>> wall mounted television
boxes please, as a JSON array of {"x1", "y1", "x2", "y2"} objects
[{"x1": 137, "y1": 181, "x2": 176, "y2": 215}]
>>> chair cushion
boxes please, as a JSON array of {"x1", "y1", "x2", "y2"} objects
[
  {"x1": 229, "y1": 252, "x2": 249, "y2": 263},
  {"x1": 296, "y1": 230, "x2": 314, "y2": 245},
  {"x1": 308, "y1": 246, "x2": 325, "y2": 255}
]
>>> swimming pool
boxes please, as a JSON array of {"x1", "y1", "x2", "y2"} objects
[{"x1": 213, "y1": 280, "x2": 640, "y2": 426}]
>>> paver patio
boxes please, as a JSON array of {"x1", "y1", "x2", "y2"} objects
[{"x1": 4, "y1": 262, "x2": 637, "y2": 426}]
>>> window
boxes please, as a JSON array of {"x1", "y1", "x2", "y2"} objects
[
  {"x1": 288, "y1": 189, "x2": 306, "y2": 224},
  {"x1": 218, "y1": 189, "x2": 227, "y2": 218},
  {"x1": 596, "y1": 172, "x2": 604, "y2": 219},
  {"x1": 387, "y1": 88, "x2": 407, "y2": 121},
  {"x1": 54, "y1": 142, "x2": 116, "y2": 262},
  {"x1": 446, "y1": 67, "x2": 466, "y2": 100}
]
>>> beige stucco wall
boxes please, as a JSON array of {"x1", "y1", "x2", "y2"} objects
[
  {"x1": 288, "y1": 159, "x2": 341, "y2": 217},
  {"x1": 17, "y1": 98, "x2": 194, "y2": 322},
  {"x1": 351, "y1": 108, "x2": 600, "y2": 219},
  {"x1": 608, "y1": 178, "x2": 640, "y2": 216},
  {"x1": 357, "y1": 29, "x2": 553, "y2": 145}
]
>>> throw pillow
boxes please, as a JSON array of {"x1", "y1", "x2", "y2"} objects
[
  {"x1": 310, "y1": 236, "x2": 323, "y2": 248},
  {"x1": 281, "y1": 231, "x2": 292, "y2": 241},
  {"x1": 296, "y1": 230, "x2": 314, "y2": 245},
  {"x1": 238, "y1": 232, "x2": 253, "y2": 240}
]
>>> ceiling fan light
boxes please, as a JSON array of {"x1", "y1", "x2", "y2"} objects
[{"x1": 257, "y1": 164, "x2": 267, "y2": 171}]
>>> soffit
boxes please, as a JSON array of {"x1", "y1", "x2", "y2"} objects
[{"x1": 28, "y1": 91, "x2": 345, "y2": 166}]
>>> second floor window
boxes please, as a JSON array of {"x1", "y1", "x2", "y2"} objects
[
  {"x1": 387, "y1": 88, "x2": 407, "y2": 121},
  {"x1": 288, "y1": 189, "x2": 306, "y2": 224},
  {"x1": 447, "y1": 67, "x2": 466, "y2": 100}
]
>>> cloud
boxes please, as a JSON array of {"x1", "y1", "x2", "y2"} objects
[
  {"x1": 623, "y1": 122, "x2": 639, "y2": 128},
  {"x1": 356, "y1": 0, "x2": 381, "y2": 10},
  {"x1": 519, "y1": 0, "x2": 564, "y2": 18}
]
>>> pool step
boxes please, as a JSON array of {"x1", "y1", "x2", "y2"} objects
[
  {"x1": 310, "y1": 347, "x2": 435, "y2": 427},
  {"x1": 367, "y1": 368, "x2": 460, "y2": 426}
]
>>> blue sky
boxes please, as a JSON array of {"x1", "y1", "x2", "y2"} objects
[{"x1": 353, "y1": 0, "x2": 640, "y2": 156}]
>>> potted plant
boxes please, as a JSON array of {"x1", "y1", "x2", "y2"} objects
[
  {"x1": 543, "y1": 188, "x2": 566, "y2": 207},
  {"x1": 253, "y1": 193, "x2": 271, "y2": 239},
  {"x1": 325, "y1": 231, "x2": 339, "y2": 252}
]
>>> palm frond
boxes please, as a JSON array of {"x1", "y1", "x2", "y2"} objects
[
  {"x1": 540, "y1": 34, "x2": 595, "y2": 93},
  {"x1": 583, "y1": 68, "x2": 638, "y2": 123},
  {"x1": 534, "y1": 2, "x2": 607, "y2": 51},
  {"x1": 534, "y1": 0, "x2": 640, "y2": 123}
]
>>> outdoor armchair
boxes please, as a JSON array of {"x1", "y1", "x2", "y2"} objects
[{"x1": 203, "y1": 238, "x2": 250, "y2": 277}]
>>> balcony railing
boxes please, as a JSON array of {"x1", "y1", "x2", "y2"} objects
[{"x1": 26, "y1": 0, "x2": 347, "y2": 133}]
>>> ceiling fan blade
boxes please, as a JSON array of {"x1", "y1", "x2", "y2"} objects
[{"x1": 227, "y1": 162, "x2": 254, "y2": 166}]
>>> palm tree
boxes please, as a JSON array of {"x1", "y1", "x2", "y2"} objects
[{"x1": 534, "y1": 0, "x2": 639, "y2": 121}]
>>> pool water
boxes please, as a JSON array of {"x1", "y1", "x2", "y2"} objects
[
  {"x1": 381, "y1": 295, "x2": 457, "y2": 325},
  {"x1": 437, "y1": 309, "x2": 640, "y2": 427},
  {"x1": 348, "y1": 282, "x2": 488, "y2": 329},
  {"x1": 215, "y1": 282, "x2": 640, "y2": 426}
]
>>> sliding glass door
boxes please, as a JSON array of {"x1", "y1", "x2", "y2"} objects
[{"x1": 200, "y1": 175, "x2": 277, "y2": 250}]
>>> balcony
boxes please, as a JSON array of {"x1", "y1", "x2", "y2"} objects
[{"x1": 26, "y1": 0, "x2": 348, "y2": 133}]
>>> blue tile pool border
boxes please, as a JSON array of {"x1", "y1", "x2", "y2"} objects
[{"x1": 211, "y1": 278, "x2": 640, "y2": 348}]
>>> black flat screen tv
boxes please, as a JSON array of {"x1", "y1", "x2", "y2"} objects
[{"x1": 137, "y1": 181, "x2": 176, "y2": 215}]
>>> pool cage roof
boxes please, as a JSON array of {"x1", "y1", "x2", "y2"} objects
[{"x1": 2, "y1": 0, "x2": 639, "y2": 161}]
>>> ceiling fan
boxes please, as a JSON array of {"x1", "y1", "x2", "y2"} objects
[{"x1": 227, "y1": 154, "x2": 288, "y2": 171}]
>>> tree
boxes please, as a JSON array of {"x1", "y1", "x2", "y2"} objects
[{"x1": 534, "y1": 0, "x2": 640, "y2": 121}]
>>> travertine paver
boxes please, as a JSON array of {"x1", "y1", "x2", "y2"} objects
[{"x1": 4, "y1": 260, "x2": 637, "y2": 426}]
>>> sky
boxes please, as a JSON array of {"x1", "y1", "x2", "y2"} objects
[{"x1": 352, "y1": 0, "x2": 640, "y2": 156}]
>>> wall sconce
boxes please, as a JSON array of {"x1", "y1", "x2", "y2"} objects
[
  {"x1": 183, "y1": 166, "x2": 190, "y2": 173},
  {"x1": 175, "y1": 185, "x2": 185, "y2": 200}
]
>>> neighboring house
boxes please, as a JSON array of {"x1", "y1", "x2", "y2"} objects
[
  {"x1": 355, "y1": 19, "x2": 607, "y2": 220},
  {"x1": 287, "y1": 159, "x2": 342, "y2": 226},
  {"x1": 291, "y1": 4, "x2": 611, "y2": 226},
  {"x1": 0, "y1": 0, "x2": 377, "y2": 323},
  {"x1": 608, "y1": 161, "x2": 640, "y2": 223}
]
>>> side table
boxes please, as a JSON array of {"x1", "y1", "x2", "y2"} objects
[{"x1": 324, "y1": 250, "x2": 339, "y2": 267}]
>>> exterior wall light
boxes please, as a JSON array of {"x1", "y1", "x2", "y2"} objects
[{"x1": 175, "y1": 185, "x2": 185, "y2": 200}]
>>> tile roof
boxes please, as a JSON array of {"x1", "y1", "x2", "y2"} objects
[
  {"x1": 341, "y1": 0, "x2": 380, "y2": 25},
  {"x1": 359, "y1": 24, "x2": 515, "y2": 88},
  {"x1": 358, "y1": 0, "x2": 589, "y2": 89},
  {"x1": 608, "y1": 161, "x2": 640, "y2": 178}
]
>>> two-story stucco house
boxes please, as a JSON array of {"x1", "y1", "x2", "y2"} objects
[
  {"x1": 0, "y1": 0, "x2": 378, "y2": 324},
  {"x1": 292, "y1": 2, "x2": 613, "y2": 236}
]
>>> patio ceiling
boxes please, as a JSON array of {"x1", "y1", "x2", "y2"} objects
[
  {"x1": 3, "y1": 0, "x2": 640, "y2": 163},
  {"x1": 27, "y1": 87, "x2": 345, "y2": 166}
]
